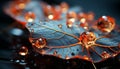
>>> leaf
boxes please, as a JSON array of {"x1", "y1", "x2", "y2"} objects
[
  {"x1": 26, "y1": 20, "x2": 120, "y2": 63},
  {"x1": 4, "y1": 0, "x2": 120, "y2": 63}
]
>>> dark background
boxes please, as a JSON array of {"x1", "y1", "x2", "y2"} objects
[
  {"x1": 0, "y1": 0, "x2": 120, "y2": 69},
  {"x1": 43, "y1": 0, "x2": 120, "y2": 24}
]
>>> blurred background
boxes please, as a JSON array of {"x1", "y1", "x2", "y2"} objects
[{"x1": 0, "y1": 0, "x2": 120, "y2": 69}]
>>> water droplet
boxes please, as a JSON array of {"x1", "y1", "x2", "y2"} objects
[
  {"x1": 60, "y1": 2, "x2": 69, "y2": 13},
  {"x1": 83, "y1": 55, "x2": 89, "y2": 60},
  {"x1": 80, "y1": 21, "x2": 88, "y2": 30},
  {"x1": 43, "y1": 5, "x2": 53, "y2": 17},
  {"x1": 101, "y1": 51, "x2": 110, "y2": 58},
  {"x1": 65, "y1": 55, "x2": 70, "y2": 59},
  {"x1": 97, "y1": 16, "x2": 115, "y2": 33},
  {"x1": 10, "y1": 4, "x2": 23, "y2": 15},
  {"x1": 48, "y1": 13, "x2": 54, "y2": 20},
  {"x1": 66, "y1": 19, "x2": 74, "y2": 28},
  {"x1": 14, "y1": 0, "x2": 30, "y2": 10},
  {"x1": 66, "y1": 11, "x2": 77, "y2": 21},
  {"x1": 78, "y1": 12, "x2": 87, "y2": 21},
  {"x1": 29, "y1": 37, "x2": 47, "y2": 49},
  {"x1": 79, "y1": 32, "x2": 96, "y2": 48},
  {"x1": 24, "y1": 12, "x2": 36, "y2": 22},
  {"x1": 87, "y1": 12, "x2": 94, "y2": 21},
  {"x1": 19, "y1": 46, "x2": 28, "y2": 56},
  {"x1": 58, "y1": 24, "x2": 62, "y2": 28}
]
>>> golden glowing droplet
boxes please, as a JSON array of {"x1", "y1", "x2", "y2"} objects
[
  {"x1": 65, "y1": 55, "x2": 70, "y2": 59},
  {"x1": 83, "y1": 55, "x2": 89, "y2": 60},
  {"x1": 24, "y1": 12, "x2": 36, "y2": 22},
  {"x1": 48, "y1": 14, "x2": 54, "y2": 20},
  {"x1": 112, "y1": 53, "x2": 117, "y2": 57},
  {"x1": 29, "y1": 37, "x2": 47, "y2": 49},
  {"x1": 43, "y1": 5, "x2": 54, "y2": 20},
  {"x1": 67, "y1": 11, "x2": 77, "y2": 20},
  {"x1": 53, "y1": 7, "x2": 61, "y2": 20},
  {"x1": 43, "y1": 5, "x2": 53, "y2": 16},
  {"x1": 80, "y1": 22, "x2": 88, "y2": 30},
  {"x1": 87, "y1": 12, "x2": 95, "y2": 21},
  {"x1": 19, "y1": 46, "x2": 28, "y2": 56},
  {"x1": 69, "y1": 18, "x2": 76, "y2": 23},
  {"x1": 60, "y1": 2, "x2": 69, "y2": 13},
  {"x1": 14, "y1": 0, "x2": 30, "y2": 10},
  {"x1": 10, "y1": 0, "x2": 30, "y2": 15},
  {"x1": 66, "y1": 19, "x2": 73, "y2": 28},
  {"x1": 80, "y1": 18, "x2": 86, "y2": 23},
  {"x1": 79, "y1": 32, "x2": 96, "y2": 48},
  {"x1": 43, "y1": 5, "x2": 61, "y2": 20},
  {"x1": 101, "y1": 51, "x2": 110, "y2": 58},
  {"x1": 10, "y1": 4, "x2": 23, "y2": 15},
  {"x1": 66, "y1": 12, "x2": 77, "y2": 28},
  {"x1": 78, "y1": 12, "x2": 95, "y2": 23},
  {"x1": 78, "y1": 13, "x2": 87, "y2": 21},
  {"x1": 18, "y1": 3, "x2": 26, "y2": 10},
  {"x1": 97, "y1": 16, "x2": 115, "y2": 33}
]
